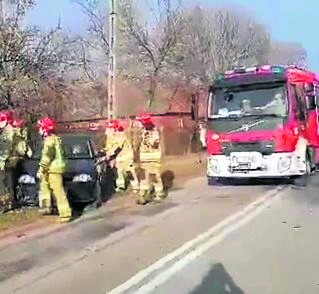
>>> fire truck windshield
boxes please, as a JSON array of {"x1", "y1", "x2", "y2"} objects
[{"x1": 209, "y1": 83, "x2": 288, "y2": 119}]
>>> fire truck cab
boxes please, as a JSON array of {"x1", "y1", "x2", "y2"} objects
[{"x1": 206, "y1": 65, "x2": 319, "y2": 185}]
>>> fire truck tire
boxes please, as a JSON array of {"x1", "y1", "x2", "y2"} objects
[
  {"x1": 208, "y1": 177, "x2": 221, "y2": 186},
  {"x1": 291, "y1": 152, "x2": 311, "y2": 187}
]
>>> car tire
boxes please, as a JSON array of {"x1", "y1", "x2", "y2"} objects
[{"x1": 93, "y1": 180, "x2": 102, "y2": 206}]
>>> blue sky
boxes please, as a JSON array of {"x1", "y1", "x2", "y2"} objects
[{"x1": 26, "y1": 0, "x2": 319, "y2": 70}]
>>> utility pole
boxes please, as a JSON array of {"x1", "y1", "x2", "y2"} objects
[
  {"x1": 108, "y1": 0, "x2": 116, "y2": 119},
  {"x1": 0, "y1": 0, "x2": 5, "y2": 24}
]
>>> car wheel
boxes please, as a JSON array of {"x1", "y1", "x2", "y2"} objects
[{"x1": 93, "y1": 181, "x2": 102, "y2": 206}]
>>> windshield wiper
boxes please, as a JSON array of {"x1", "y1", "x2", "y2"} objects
[
  {"x1": 246, "y1": 113, "x2": 285, "y2": 118},
  {"x1": 210, "y1": 113, "x2": 286, "y2": 121},
  {"x1": 210, "y1": 114, "x2": 243, "y2": 120}
]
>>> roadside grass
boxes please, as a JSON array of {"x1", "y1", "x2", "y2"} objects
[
  {"x1": 0, "y1": 208, "x2": 40, "y2": 232},
  {"x1": 0, "y1": 152, "x2": 206, "y2": 233}
]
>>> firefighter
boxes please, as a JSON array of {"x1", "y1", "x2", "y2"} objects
[
  {"x1": 104, "y1": 120, "x2": 119, "y2": 169},
  {"x1": 105, "y1": 120, "x2": 139, "y2": 193},
  {"x1": 12, "y1": 119, "x2": 32, "y2": 159},
  {"x1": 36, "y1": 117, "x2": 72, "y2": 223},
  {"x1": 0, "y1": 110, "x2": 16, "y2": 212},
  {"x1": 127, "y1": 115, "x2": 142, "y2": 172},
  {"x1": 136, "y1": 114, "x2": 165, "y2": 205}
]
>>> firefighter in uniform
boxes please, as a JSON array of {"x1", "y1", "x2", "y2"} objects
[
  {"x1": 104, "y1": 120, "x2": 139, "y2": 193},
  {"x1": 127, "y1": 116, "x2": 143, "y2": 169},
  {"x1": 12, "y1": 119, "x2": 32, "y2": 159},
  {"x1": 0, "y1": 110, "x2": 16, "y2": 212},
  {"x1": 36, "y1": 117, "x2": 72, "y2": 223},
  {"x1": 137, "y1": 114, "x2": 165, "y2": 205},
  {"x1": 104, "y1": 120, "x2": 119, "y2": 168}
]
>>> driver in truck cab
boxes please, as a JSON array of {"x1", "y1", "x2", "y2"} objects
[{"x1": 259, "y1": 90, "x2": 287, "y2": 116}]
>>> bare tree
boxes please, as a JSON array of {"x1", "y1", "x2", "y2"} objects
[
  {"x1": 118, "y1": 0, "x2": 183, "y2": 109},
  {"x1": 73, "y1": 0, "x2": 109, "y2": 81},
  {"x1": 74, "y1": 0, "x2": 108, "y2": 53},
  {"x1": 268, "y1": 41, "x2": 307, "y2": 66},
  {"x1": 0, "y1": 1, "x2": 82, "y2": 122},
  {"x1": 172, "y1": 6, "x2": 271, "y2": 85}
]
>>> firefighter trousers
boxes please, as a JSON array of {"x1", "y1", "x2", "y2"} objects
[
  {"x1": 116, "y1": 161, "x2": 139, "y2": 192},
  {"x1": 139, "y1": 161, "x2": 165, "y2": 200},
  {"x1": 39, "y1": 173, "x2": 72, "y2": 219}
]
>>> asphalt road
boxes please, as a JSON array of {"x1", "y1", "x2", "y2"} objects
[{"x1": 0, "y1": 175, "x2": 318, "y2": 294}]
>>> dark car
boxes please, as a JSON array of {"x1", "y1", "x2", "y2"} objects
[{"x1": 15, "y1": 133, "x2": 109, "y2": 207}]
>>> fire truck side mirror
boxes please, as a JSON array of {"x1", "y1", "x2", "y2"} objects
[
  {"x1": 304, "y1": 83, "x2": 314, "y2": 93},
  {"x1": 305, "y1": 94, "x2": 316, "y2": 110},
  {"x1": 191, "y1": 93, "x2": 198, "y2": 121},
  {"x1": 191, "y1": 106, "x2": 196, "y2": 121}
]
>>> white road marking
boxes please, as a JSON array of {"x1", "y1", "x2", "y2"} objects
[
  {"x1": 108, "y1": 186, "x2": 287, "y2": 294},
  {"x1": 136, "y1": 186, "x2": 286, "y2": 293}
]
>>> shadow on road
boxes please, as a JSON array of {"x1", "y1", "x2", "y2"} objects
[
  {"x1": 191, "y1": 263, "x2": 244, "y2": 294},
  {"x1": 161, "y1": 170, "x2": 175, "y2": 191}
]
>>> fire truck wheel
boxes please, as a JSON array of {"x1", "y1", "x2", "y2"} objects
[
  {"x1": 208, "y1": 177, "x2": 222, "y2": 186},
  {"x1": 291, "y1": 153, "x2": 311, "y2": 187}
]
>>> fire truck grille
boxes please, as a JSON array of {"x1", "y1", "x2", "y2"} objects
[{"x1": 221, "y1": 141, "x2": 274, "y2": 155}]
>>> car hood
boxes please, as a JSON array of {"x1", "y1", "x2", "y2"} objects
[{"x1": 18, "y1": 158, "x2": 97, "y2": 179}]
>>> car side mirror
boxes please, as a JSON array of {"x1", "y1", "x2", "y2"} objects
[
  {"x1": 305, "y1": 95, "x2": 316, "y2": 110},
  {"x1": 97, "y1": 150, "x2": 106, "y2": 158}
]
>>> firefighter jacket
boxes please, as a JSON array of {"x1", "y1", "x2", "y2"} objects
[
  {"x1": 104, "y1": 131, "x2": 134, "y2": 163},
  {"x1": 104, "y1": 131, "x2": 118, "y2": 155},
  {"x1": 127, "y1": 121, "x2": 142, "y2": 153},
  {"x1": 139, "y1": 127, "x2": 162, "y2": 162},
  {"x1": 14, "y1": 127, "x2": 32, "y2": 160},
  {"x1": 117, "y1": 131, "x2": 135, "y2": 163},
  {"x1": 0, "y1": 125, "x2": 25, "y2": 170},
  {"x1": 39, "y1": 134, "x2": 67, "y2": 175}
]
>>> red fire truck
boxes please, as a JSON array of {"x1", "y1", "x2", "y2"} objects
[{"x1": 205, "y1": 65, "x2": 319, "y2": 186}]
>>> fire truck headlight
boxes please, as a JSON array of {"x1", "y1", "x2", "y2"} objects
[
  {"x1": 208, "y1": 158, "x2": 220, "y2": 174},
  {"x1": 278, "y1": 156, "x2": 291, "y2": 172}
]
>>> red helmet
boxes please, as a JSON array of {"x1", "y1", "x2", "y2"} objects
[
  {"x1": 136, "y1": 113, "x2": 153, "y2": 125},
  {"x1": 0, "y1": 110, "x2": 13, "y2": 124},
  {"x1": 12, "y1": 119, "x2": 25, "y2": 128},
  {"x1": 37, "y1": 117, "x2": 56, "y2": 133},
  {"x1": 106, "y1": 120, "x2": 119, "y2": 129},
  {"x1": 106, "y1": 119, "x2": 124, "y2": 131}
]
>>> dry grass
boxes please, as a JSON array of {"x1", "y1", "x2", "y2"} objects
[
  {"x1": 0, "y1": 208, "x2": 40, "y2": 232},
  {"x1": 0, "y1": 152, "x2": 206, "y2": 233}
]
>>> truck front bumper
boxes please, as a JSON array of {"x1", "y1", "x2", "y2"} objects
[{"x1": 207, "y1": 152, "x2": 307, "y2": 178}]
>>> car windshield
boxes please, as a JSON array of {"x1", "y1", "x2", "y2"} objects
[
  {"x1": 209, "y1": 83, "x2": 288, "y2": 119},
  {"x1": 30, "y1": 134, "x2": 93, "y2": 159}
]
